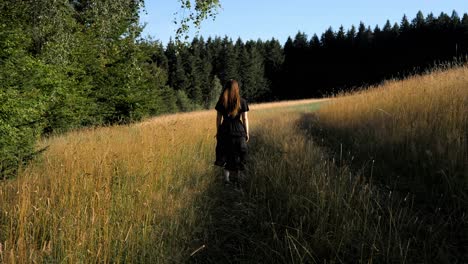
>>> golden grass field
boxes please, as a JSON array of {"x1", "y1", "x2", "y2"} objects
[
  {"x1": 0, "y1": 66, "x2": 466, "y2": 263},
  {"x1": 314, "y1": 66, "x2": 467, "y2": 197}
]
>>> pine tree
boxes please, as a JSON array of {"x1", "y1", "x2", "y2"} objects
[
  {"x1": 284, "y1": 37, "x2": 294, "y2": 54},
  {"x1": 239, "y1": 41, "x2": 267, "y2": 100},
  {"x1": 219, "y1": 36, "x2": 238, "y2": 83},
  {"x1": 400, "y1": 14, "x2": 411, "y2": 32},
  {"x1": 336, "y1": 25, "x2": 346, "y2": 46},
  {"x1": 194, "y1": 37, "x2": 214, "y2": 108},
  {"x1": 185, "y1": 37, "x2": 204, "y2": 104},
  {"x1": 392, "y1": 22, "x2": 400, "y2": 36},
  {"x1": 462, "y1": 13, "x2": 468, "y2": 25},
  {"x1": 426, "y1": 13, "x2": 436, "y2": 25},
  {"x1": 346, "y1": 25, "x2": 357, "y2": 46},
  {"x1": 383, "y1": 20, "x2": 392, "y2": 32},
  {"x1": 233, "y1": 37, "x2": 245, "y2": 85},
  {"x1": 321, "y1": 27, "x2": 336, "y2": 47},
  {"x1": 309, "y1": 34, "x2": 321, "y2": 48},
  {"x1": 166, "y1": 40, "x2": 190, "y2": 91},
  {"x1": 293, "y1": 31, "x2": 309, "y2": 49},
  {"x1": 356, "y1": 22, "x2": 370, "y2": 48},
  {"x1": 451, "y1": 10, "x2": 461, "y2": 26},
  {"x1": 412, "y1": 11, "x2": 426, "y2": 29},
  {"x1": 264, "y1": 38, "x2": 284, "y2": 100},
  {"x1": 438, "y1": 12, "x2": 451, "y2": 28}
]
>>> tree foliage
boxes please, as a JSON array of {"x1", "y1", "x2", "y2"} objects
[
  {"x1": 1, "y1": 0, "x2": 194, "y2": 178},
  {"x1": 174, "y1": 0, "x2": 221, "y2": 45}
]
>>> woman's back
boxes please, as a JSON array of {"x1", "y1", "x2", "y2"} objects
[{"x1": 215, "y1": 97, "x2": 249, "y2": 137}]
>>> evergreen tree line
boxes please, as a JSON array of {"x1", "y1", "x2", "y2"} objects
[
  {"x1": 163, "y1": 10, "x2": 468, "y2": 102},
  {"x1": 1, "y1": 4, "x2": 467, "y2": 179}
]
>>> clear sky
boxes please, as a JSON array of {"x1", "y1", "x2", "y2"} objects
[{"x1": 140, "y1": 0, "x2": 468, "y2": 45}]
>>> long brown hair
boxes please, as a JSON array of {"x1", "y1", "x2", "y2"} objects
[{"x1": 220, "y1": 79, "x2": 241, "y2": 117}]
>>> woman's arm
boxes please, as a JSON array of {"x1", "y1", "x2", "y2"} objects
[
  {"x1": 216, "y1": 112, "x2": 222, "y2": 137},
  {"x1": 241, "y1": 112, "x2": 249, "y2": 142}
]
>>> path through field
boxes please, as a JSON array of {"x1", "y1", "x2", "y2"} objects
[
  {"x1": 1, "y1": 99, "x2": 334, "y2": 263},
  {"x1": 3, "y1": 67, "x2": 466, "y2": 263},
  {"x1": 188, "y1": 99, "x2": 336, "y2": 263}
]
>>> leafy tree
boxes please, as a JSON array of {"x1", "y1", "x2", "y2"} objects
[
  {"x1": 0, "y1": 0, "x2": 189, "y2": 178},
  {"x1": 174, "y1": 0, "x2": 221, "y2": 44}
]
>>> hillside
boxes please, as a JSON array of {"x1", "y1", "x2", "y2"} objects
[{"x1": 0, "y1": 67, "x2": 467, "y2": 263}]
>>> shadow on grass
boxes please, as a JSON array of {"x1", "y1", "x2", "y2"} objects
[
  {"x1": 187, "y1": 124, "x2": 357, "y2": 263},
  {"x1": 185, "y1": 111, "x2": 466, "y2": 263},
  {"x1": 188, "y1": 134, "x2": 287, "y2": 263},
  {"x1": 297, "y1": 112, "x2": 468, "y2": 263},
  {"x1": 297, "y1": 112, "x2": 467, "y2": 205}
]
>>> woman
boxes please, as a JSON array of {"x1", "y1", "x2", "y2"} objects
[{"x1": 214, "y1": 79, "x2": 250, "y2": 183}]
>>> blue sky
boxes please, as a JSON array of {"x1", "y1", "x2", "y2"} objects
[{"x1": 140, "y1": 0, "x2": 467, "y2": 45}]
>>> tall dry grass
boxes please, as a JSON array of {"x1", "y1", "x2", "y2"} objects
[
  {"x1": 193, "y1": 114, "x2": 417, "y2": 263},
  {"x1": 0, "y1": 111, "x2": 219, "y2": 262},
  {"x1": 0, "y1": 64, "x2": 466, "y2": 263},
  {"x1": 0, "y1": 99, "x2": 408, "y2": 263},
  {"x1": 312, "y1": 66, "x2": 467, "y2": 199},
  {"x1": 305, "y1": 65, "x2": 468, "y2": 262},
  {"x1": 0, "y1": 100, "x2": 324, "y2": 263}
]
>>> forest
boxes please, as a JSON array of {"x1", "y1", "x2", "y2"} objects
[
  {"x1": 166, "y1": 11, "x2": 468, "y2": 101},
  {"x1": 1, "y1": 0, "x2": 467, "y2": 178}
]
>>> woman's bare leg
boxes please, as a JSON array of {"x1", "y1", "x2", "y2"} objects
[
  {"x1": 226, "y1": 170, "x2": 240, "y2": 183},
  {"x1": 223, "y1": 169, "x2": 230, "y2": 182}
]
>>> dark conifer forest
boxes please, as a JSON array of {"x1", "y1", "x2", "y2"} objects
[
  {"x1": 167, "y1": 11, "x2": 468, "y2": 101},
  {"x1": 1, "y1": 0, "x2": 467, "y2": 178}
]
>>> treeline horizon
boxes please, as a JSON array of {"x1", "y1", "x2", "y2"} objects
[
  {"x1": 0, "y1": 1, "x2": 467, "y2": 178},
  {"x1": 158, "y1": 10, "x2": 468, "y2": 102}
]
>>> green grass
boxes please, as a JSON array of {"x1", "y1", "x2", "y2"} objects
[
  {"x1": 284, "y1": 102, "x2": 326, "y2": 112},
  {"x1": 256, "y1": 101, "x2": 326, "y2": 113}
]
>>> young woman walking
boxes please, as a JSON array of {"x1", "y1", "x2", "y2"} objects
[{"x1": 214, "y1": 79, "x2": 250, "y2": 183}]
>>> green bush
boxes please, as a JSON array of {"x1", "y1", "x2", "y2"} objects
[{"x1": 176, "y1": 90, "x2": 199, "y2": 112}]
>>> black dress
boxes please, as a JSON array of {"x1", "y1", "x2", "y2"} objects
[{"x1": 214, "y1": 98, "x2": 249, "y2": 171}]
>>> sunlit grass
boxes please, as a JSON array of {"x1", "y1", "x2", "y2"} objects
[
  {"x1": 0, "y1": 111, "x2": 218, "y2": 262},
  {"x1": 313, "y1": 66, "x2": 467, "y2": 199}
]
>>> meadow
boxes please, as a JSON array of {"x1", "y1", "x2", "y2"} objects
[{"x1": 0, "y1": 67, "x2": 466, "y2": 263}]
